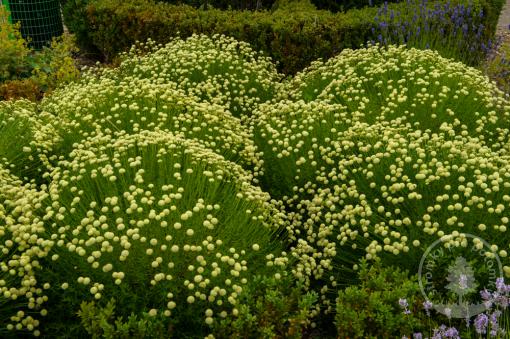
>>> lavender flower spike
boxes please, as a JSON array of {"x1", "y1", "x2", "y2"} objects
[
  {"x1": 423, "y1": 300, "x2": 433, "y2": 316},
  {"x1": 474, "y1": 313, "x2": 489, "y2": 334},
  {"x1": 496, "y1": 277, "x2": 506, "y2": 293}
]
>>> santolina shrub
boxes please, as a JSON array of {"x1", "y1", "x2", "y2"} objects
[
  {"x1": 2, "y1": 131, "x2": 288, "y2": 336},
  {"x1": 40, "y1": 77, "x2": 263, "y2": 177},
  {"x1": 115, "y1": 35, "x2": 281, "y2": 118},
  {"x1": 0, "y1": 101, "x2": 56, "y2": 183},
  {"x1": 256, "y1": 45, "x2": 510, "y2": 201},
  {"x1": 2, "y1": 35, "x2": 510, "y2": 337},
  {"x1": 282, "y1": 122, "x2": 510, "y2": 314}
]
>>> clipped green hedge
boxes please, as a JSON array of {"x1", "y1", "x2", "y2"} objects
[
  {"x1": 75, "y1": 0, "x2": 387, "y2": 74},
  {"x1": 157, "y1": 0, "x2": 277, "y2": 10},
  {"x1": 64, "y1": 0, "x2": 504, "y2": 74}
]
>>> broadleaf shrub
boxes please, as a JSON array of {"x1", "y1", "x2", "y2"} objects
[{"x1": 335, "y1": 261, "x2": 430, "y2": 338}]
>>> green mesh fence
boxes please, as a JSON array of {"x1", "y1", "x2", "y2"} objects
[
  {"x1": 1, "y1": 1, "x2": 12, "y2": 23},
  {"x1": 2, "y1": 0, "x2": 63, "y2": 49}
]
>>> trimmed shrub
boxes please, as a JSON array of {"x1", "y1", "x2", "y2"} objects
[
  {"x1": 255, "y1": 45, "x2": 510, "y2": 201},
  {"x1": 115, "y1": 34, "x2": 281, "y2": 118},
  {"x1": 2, "y1": 131, "x2": 287, "y2": 337},
  {"x1": 63, "y1": 0, "x2": 505, "y2": 74},
  {"x1": 311, "y1": 0, "x2": 401, "y2": 12},
  {"x1": 75, "y1": 0, "x2": 389, "y2": 74},
  {"x1": 158, "y1": 0, "x2": 277, "y2": 10}
]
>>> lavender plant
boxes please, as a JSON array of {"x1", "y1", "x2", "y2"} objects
[{"x1": 372, "y1": 0, "x2": 496, "y2": 66}]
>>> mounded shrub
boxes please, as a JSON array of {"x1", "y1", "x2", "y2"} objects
[
  {"x1": 2, "y1": 131, "x2": 287, "y2": 337},
  {"x1": 251, "y1": 46, "x2": 510, "y2": 309},
  {"x1": 285, "y1": 121, "x2": 510, "y2": 305},
  {"x1": 39, "y1": 81, "x2": 263, "y2": 178},
  {"x1": 254, "y1": 46, "x2": 510, "y2": 200},
  {"x1": 115, "y1": 34, "x2": 281, "y2": 118}
]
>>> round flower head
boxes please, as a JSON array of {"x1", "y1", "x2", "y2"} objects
[
  {"x1": 117, "y1": 34, "x2": 282, "y2": 117},
  {"x1": 282, "y1": 45, "x2": 509, "y2": 149},
  {"x1": 38, "y1": 130, "x2": 285, "y2": 336},
  {"x1": 41, "y1": 78, "x2": 262, "y2": 177}
]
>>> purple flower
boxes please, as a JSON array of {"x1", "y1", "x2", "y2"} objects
[
  {"x1": 423, "y1": 300, "x2": 433, "y2": 316},
  {"x1": 496, "y1": 277, "x2": 506, "y2": 293},
  {"x1": 399, "y1": 298, "x2": 411, "y2": 314},
  {"x1": 489, "y1": 310, "x2": 501, "y2": 335},
  {"x1": 444, "y1": 327, "x2": 460, "y2": 339},
  {"x1": 475, "y1": 313, "x2": 489, "y2": 334},
  {"x1": 432, "y1": 325, "x2": 454, "y2": 339},
  {"x1": 414, "y1": 333, "x2": 423, "y2": 339},
  {"x1": 481, "y1": 289, "x2": 492, "y2": 300},
  {"x1": 495, "y1": 295, "x2": 509, "y2": 309}
]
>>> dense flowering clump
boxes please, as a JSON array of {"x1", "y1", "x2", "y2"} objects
[
  {"x1": 254, "y1": 45, "x2": 510, "y2": 205},
  {"x1": 40, "y1": 78, "x2": 263, "y2": 177},
  {"x1": 116, "y1": 34, "x2": 282, "y2": 118},
  {"x1": 0, "y1": 167, "x2": 50, "y2": 336},
  {"x1": 0, "y1": 101, "x2": 55, "y2": 183},
  {"x1": 284, "y1": 122, "x2": 510, "y2": 309},
  {"x1": 34, "y1": 131, "x2": 286, "y2": 336},
  {"x1": 251, "y1": 99, "x2": 352, "y2": 200},
  {"x1": 281, "y1": 45, "x2": 510, "y2": 148}
]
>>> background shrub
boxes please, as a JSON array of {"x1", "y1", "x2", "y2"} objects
[
  {"x1": 212, "y1": 275, "x2": 319, "y2": 338},
  {"x1": 311, "y1": 0, "x2": 401, "y2": 12},
  {"x1": 65, "y1": 0, "x2": 391, "y2": 74},
  {"x1": 62, "y1": 0, "x2": 505, "y2": 74},
  {"x1": 157, "y1": 0, "x2": 277, "y2": 10}
]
